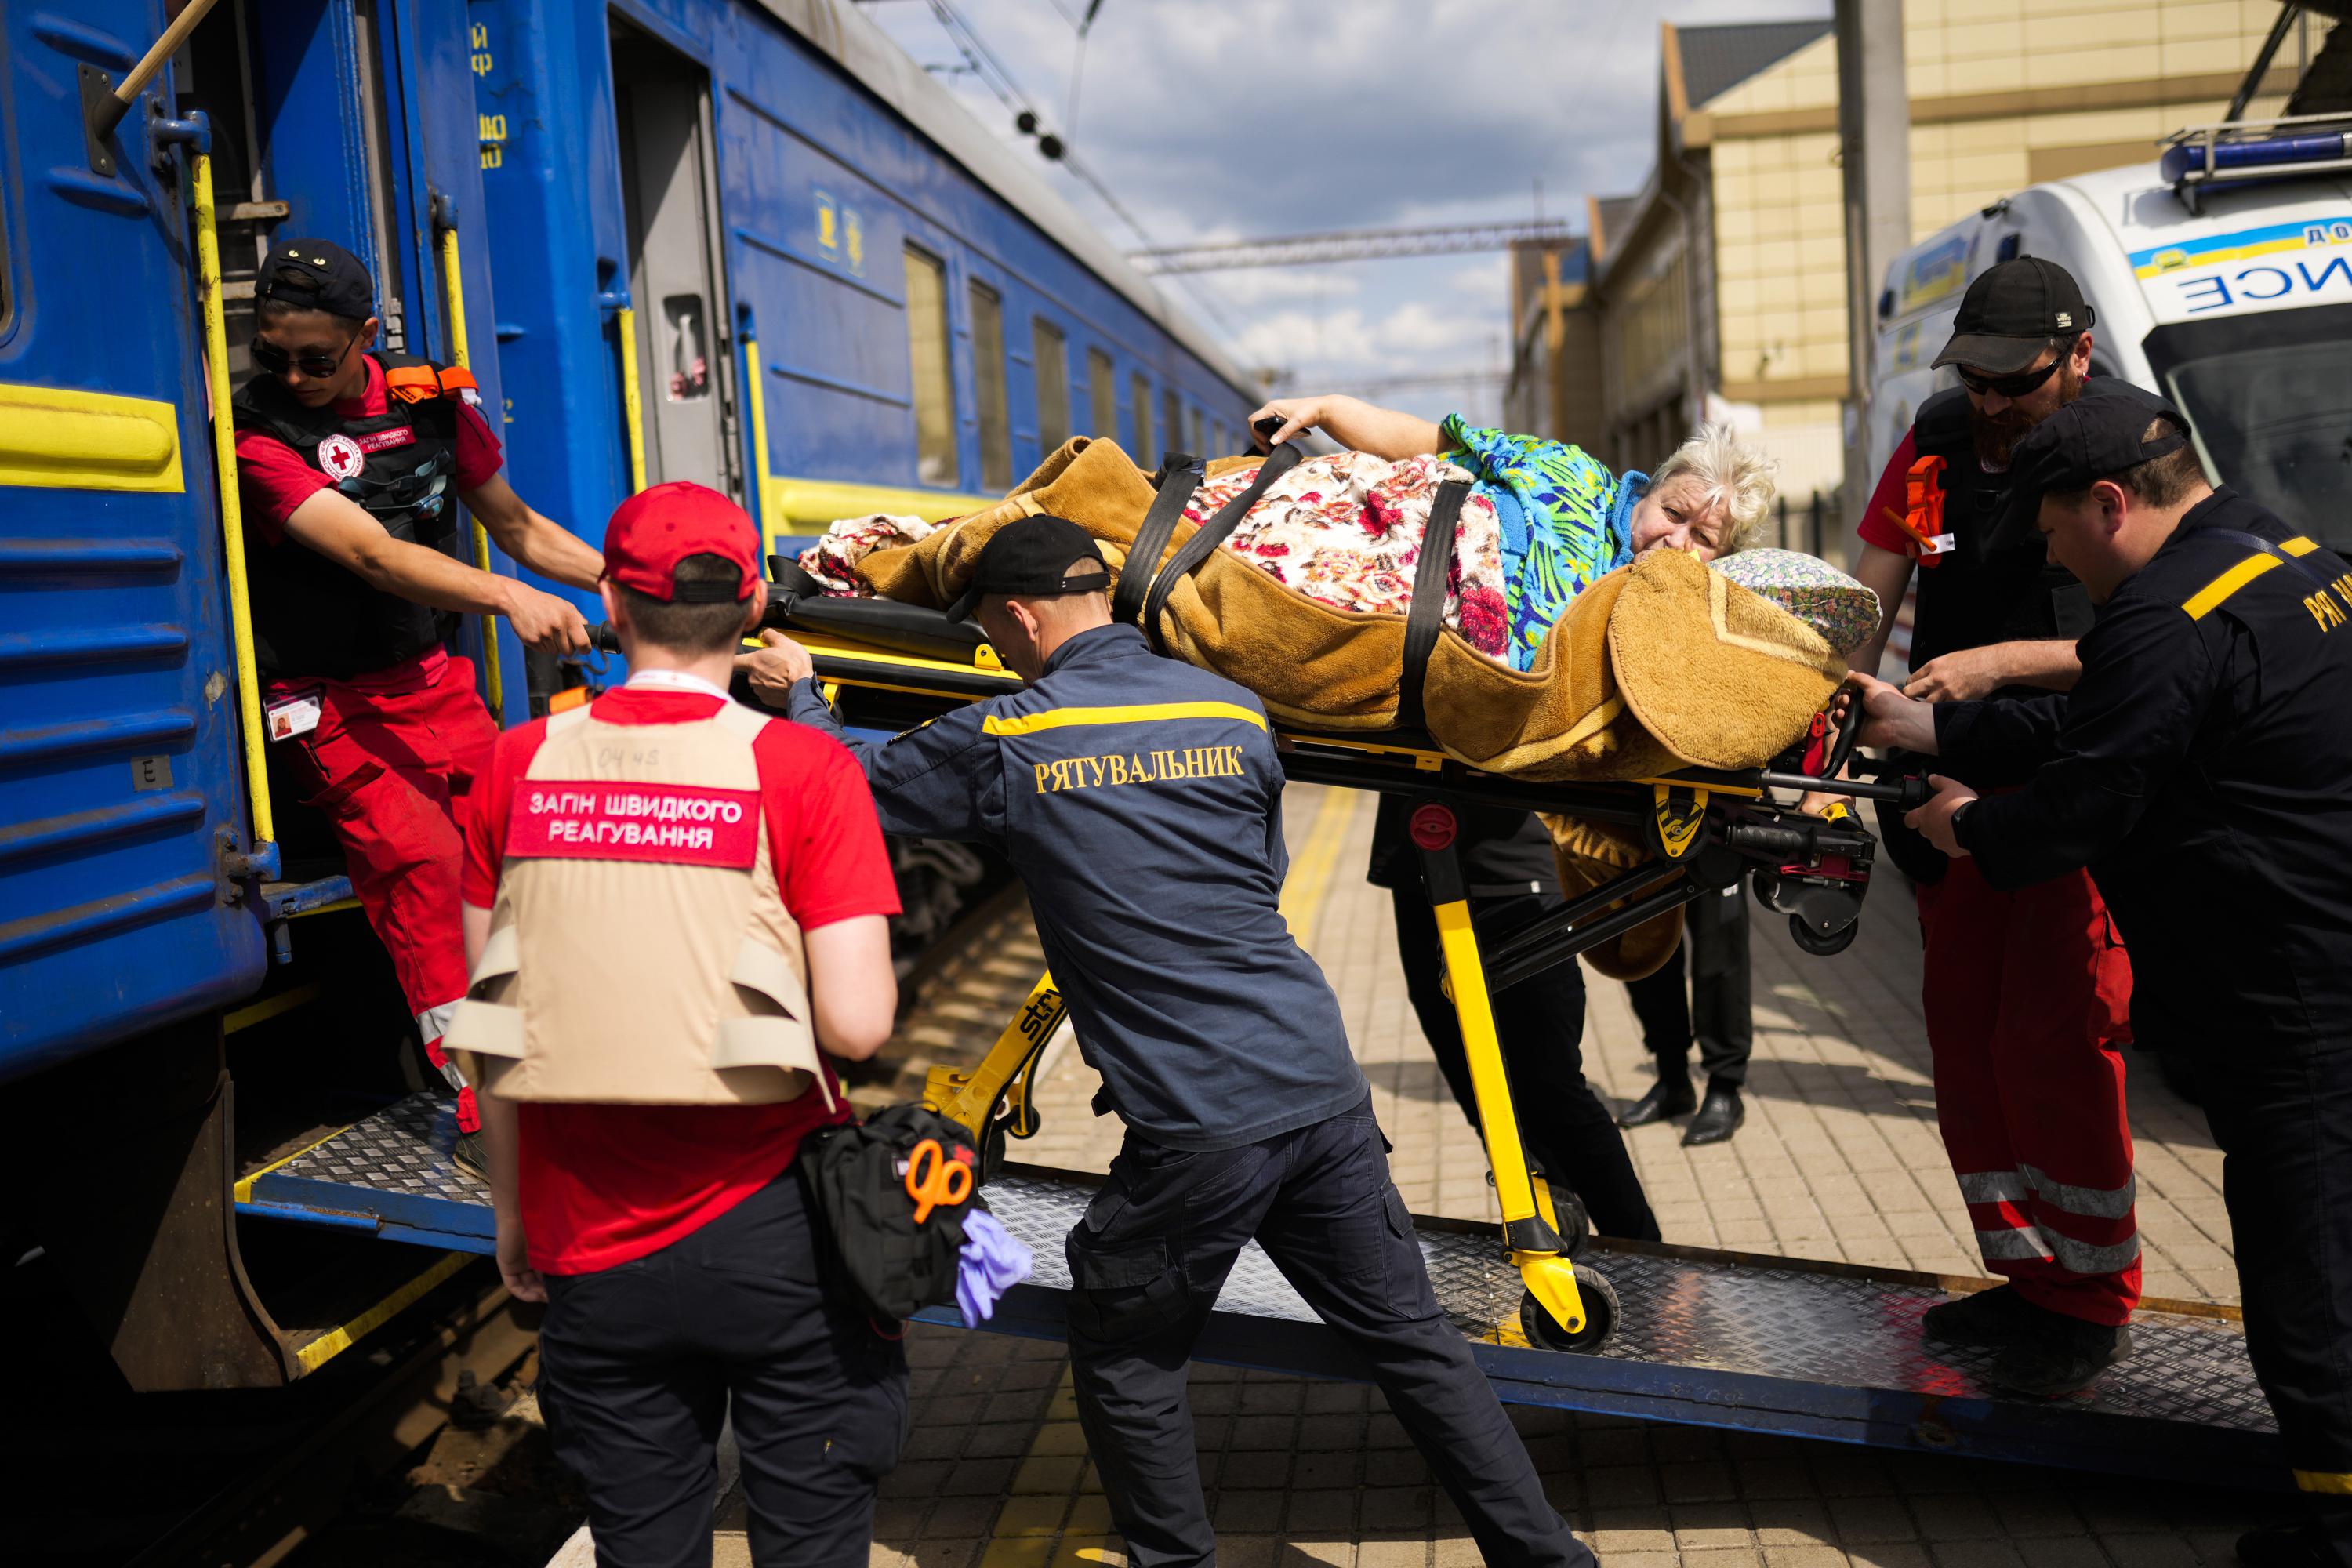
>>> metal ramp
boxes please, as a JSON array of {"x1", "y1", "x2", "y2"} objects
[{"x1": 237, "y1": 1093, "x2": 2281, "y2": 1489}]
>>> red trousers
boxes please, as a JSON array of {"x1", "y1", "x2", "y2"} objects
[
  {"x1": 1917, "y1": 858, "x2": 2140, "y2": 1326},
  {"x1": 281, "y1": 652, "x2": 499, "y2": 1134}
]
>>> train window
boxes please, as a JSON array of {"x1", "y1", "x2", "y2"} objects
[
  {"x1": 970, "y1": 281, "x2": 1011, "y2": 492},
  {"x1": 904, "y1": 245, "x2": 957, "y2": 486},
  {"x1": 1131, "y1": 373, "x2": 1156, "y2": 466},
  {"x1": 1163, "y1": 390, "x2": 1184, "y2": 458},
  {"x1": 1210, "y1": 420, "x2": 1228, "y2": 456},
  {"x1": 1033, "y1": 319, "x2": 1069, "y2": 450},
  {"x1": 1185, "y1": 403, "x2": 1204, "y2": 458},
  {"x1": 1088, "y1": 349, "x2": 1116, "y2": 442}
]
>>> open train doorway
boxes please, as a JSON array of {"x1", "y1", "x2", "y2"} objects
[{"x1": 611, "y1": 21, "x2": 739, "y2": 498}]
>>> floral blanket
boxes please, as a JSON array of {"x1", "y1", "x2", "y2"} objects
[{"x1": 1180, "y1": 451, "x2": 1509, "y2": 656}]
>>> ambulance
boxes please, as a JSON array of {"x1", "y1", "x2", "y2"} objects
[{"x1": 1870, "y1": 114, "x2": 2352, "y2": 546}]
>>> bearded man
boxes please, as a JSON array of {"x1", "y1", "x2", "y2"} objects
[{"x1": 1839, "y1": 258, "x2": 2140, "y2": 1398}]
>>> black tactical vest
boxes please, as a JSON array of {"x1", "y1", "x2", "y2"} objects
[
  {"x1": 1877, "y1": 387, "x2": 2103, "y2": 884},
  {"x1": 232, "y1": 352, "x2": 467, "y2": 680},
  {"x1": 1906, "y1": 385, "x2": 2098, "y2": 671}
]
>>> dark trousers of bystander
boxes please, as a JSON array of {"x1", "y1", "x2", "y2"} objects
[
  {"x1": 1391, "y1": 890, "x2": 1660, "y2": 1241},
  {"x1": 1623, "y1": 882, "x2": 1754, "y2": 1091},
  {"x1": 536, "y1": 1171, "x2": 909, "y2": 1568},
  {"x1": 1065, "y1": 1097, "x2": 1593, "y2": 1568},
  {"x1": 2198, "y1": 1047, "x2": 2352, "y2": 1564}
]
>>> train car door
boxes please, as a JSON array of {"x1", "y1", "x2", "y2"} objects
[{"x1": 611, "y1": 21, "x2": 739, "y2": 497}]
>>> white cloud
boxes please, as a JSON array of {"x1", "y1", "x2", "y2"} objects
[{"x1": 861, "y1": 0, "x2": 1828, "y2": 406}]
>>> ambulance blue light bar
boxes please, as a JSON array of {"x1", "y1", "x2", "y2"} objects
[
  {"x1": 2164, "y1": 115, "x2": 2352, "y2": 211},
  {"x1": 2163, "y1": 130, "x2": 2351, "y2": 184}
]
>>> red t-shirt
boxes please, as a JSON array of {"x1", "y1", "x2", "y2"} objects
[
  {"x1": 235, "y1": 354, "x2": 505, "y2": 542},
  {"x1": 461, "y1": 686, "x2": 901, "y2": 1276},
  {"x1": 1854, "y1": 428, "x2": 1921, "y2": 555}
]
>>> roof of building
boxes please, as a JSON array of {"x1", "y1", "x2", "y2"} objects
[
  {"x1": 1677, "y1": 17, "x2": 1834, "y2": 111},
  {"x1": 1592, "y1": 195, "x2": 1643, "y2": 260}
]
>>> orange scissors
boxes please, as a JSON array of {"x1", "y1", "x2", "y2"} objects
[{"x1": 906, "y1": 1138, "x2": 974, "y2": 1224}]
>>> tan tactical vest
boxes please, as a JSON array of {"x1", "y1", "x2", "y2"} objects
[{"x1": 447, "y1": 700, "x2": 831, "y2": 1108}]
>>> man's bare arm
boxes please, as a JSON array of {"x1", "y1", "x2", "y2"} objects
[
  {"x1": 281, "y1": 487, "x2": 589, "y2": 652},
  {"x1": 1846, "y1": 543, "x2": 1917, "y2": 681},
  {"x1": 463, "y1": 472, "x2": 604, "y2": 592}
]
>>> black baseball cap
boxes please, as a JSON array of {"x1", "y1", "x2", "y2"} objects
[
  {"x1": 1932, "y1": 257, "x2": 2096, "y2": 376},
  {"x1": 2000, "y1": 380, "x2": 2191, "y2": 540},
  {"x1": 256, "y1": 239, "x2": 376, "y2": 321},
  {"x1": 944, "y1": 515, "x2": 1109, "y2": 620}
]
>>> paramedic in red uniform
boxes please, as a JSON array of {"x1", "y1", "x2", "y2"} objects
[
  {"x1": 1842, "y1": 257, "x2": 2138, "y2": 1395},
  {"x1": 455, "y1": 483, "x2": 906, "y2": 1566},
  {"x1": 231, "y1": 239, "x2": 602, "y2": 1176}
]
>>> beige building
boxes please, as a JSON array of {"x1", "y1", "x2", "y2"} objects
[{"x1": 1509, "y1": 2, "x2": 2325, "y2": 510}]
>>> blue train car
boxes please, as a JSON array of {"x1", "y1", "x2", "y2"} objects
[
  {"x1": 0, "y1": 0, "x2": 1252, "y2": 1388},
  {"x1": 472, "y1": 0, "x2": 1258, "y2": 557}
]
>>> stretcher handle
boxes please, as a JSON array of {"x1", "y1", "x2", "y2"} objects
[{"x1": 1823, "y1": 680, "x2": 1864, "y2": 781}]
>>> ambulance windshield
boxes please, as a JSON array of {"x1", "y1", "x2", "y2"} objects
[{"x1": 2147, "y1": 303, "x2": 2352, "y2": 549}]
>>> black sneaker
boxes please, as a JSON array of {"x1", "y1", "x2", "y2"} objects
[
  {"x1": 1990, "y1": 1316, "x2": 2132, "y2": 1398},
  {"x1": 452, "y1": 1131, "x2": 489, "y2": 1184},
  {"x1": 2236, "y1": 1523, "x2": 2333, "y2": 1566},
  {"x1": 1920, "y1": 1284, "x2": 2044, "y2": 1348}
]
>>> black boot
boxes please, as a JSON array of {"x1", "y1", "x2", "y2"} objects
[
  {"x1": 1618, "y1": 1069, "x2": 1696, "y2": 1128},
  {"x1": 1682, "y1": 1081, "x2": 1745, "y2": 1146},
  {"x1": 1990, "y1": 1313, "x2": 2132, "y2": 1398}
]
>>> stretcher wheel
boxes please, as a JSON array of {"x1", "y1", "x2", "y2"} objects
[
  {"x1": 1787, "y1": 913, "x2": 1858, "y2": 956},
  {"x1": 1519, "y1": 1265, "x2": 1619, "y2": 1354}
]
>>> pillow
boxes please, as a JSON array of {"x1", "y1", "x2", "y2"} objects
[{"x1": 1709, "y1": 548, "x2": 1881, "y2": 658}]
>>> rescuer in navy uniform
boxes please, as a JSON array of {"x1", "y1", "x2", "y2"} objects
[
  {"x1": 1849, "y1": 384, "x2": 2352, "y2": 1568},
  {"x1": 232, "y1": 239, "x2": 603, "y2": 1178},
  {"x1": 745, "y1": 516, "x2": 1591, "y2": 1568}
]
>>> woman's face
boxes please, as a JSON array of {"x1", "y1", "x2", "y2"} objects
[{"x1": 1628, "y1": 474, "x2": 1730, "y2": 561}]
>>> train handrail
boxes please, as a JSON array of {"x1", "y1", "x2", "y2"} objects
[
  {"x1": 191, "y1": 147, "x2": 275, "y2": 850},
  {"x1": 617, "y1": 304, "x2": 648, "y2": 493},
  {"x1": 435, "y1": 217, "x2": 504, "y2": 723},
  {"x1": 742, "y1": 327, "x2": 779, "y2": 550}
]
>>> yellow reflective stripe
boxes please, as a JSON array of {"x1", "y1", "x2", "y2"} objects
[
  {"x1": 982, "y1": 701, "x2": 1267, "y2": 736},
  {"x1": 295, "y1": 1252, "x2": 471, "y2": 1375},
  {"x1": 2295, "y1": 1469, "x2": 2352, "y2": 1495},
  {"x1": 2283, "y1": 536, "x2": 2321, "y2": 557},
  {"x1": 2183, "y1": 553, "x2": 2281, "y2": 621}
]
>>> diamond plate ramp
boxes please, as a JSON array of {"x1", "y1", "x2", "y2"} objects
[{"x1": 239, "y1": 1094, "x2": 2281, "y2": 1487}]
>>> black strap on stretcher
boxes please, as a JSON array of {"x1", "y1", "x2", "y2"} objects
[
  {"x1": 1138, "y1": 440, "x2": 1308, "y2": 654},
  {"x1": 1393, "y1": 478, "x2": 1472, "y2": 734},
  {"x1": 1112, "y1": 454, "x2": 1205, "y2": 631}
]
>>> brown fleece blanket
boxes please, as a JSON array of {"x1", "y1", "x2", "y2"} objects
[{"x1": 855, "y1": 438, "x2": 1848, "y2": 977}]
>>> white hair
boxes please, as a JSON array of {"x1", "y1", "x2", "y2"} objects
[{"x1": 1649, "y1": 423, "x2": 1780, "y2": 556}]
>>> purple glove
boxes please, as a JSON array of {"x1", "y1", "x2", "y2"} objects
[{"x1": 956, "y1": 1208, "x2": 1033, "y2": 1325}]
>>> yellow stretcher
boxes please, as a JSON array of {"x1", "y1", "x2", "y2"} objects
[{"x1": 655, "y1": 575, "x2": 1907, "y2": 1353}]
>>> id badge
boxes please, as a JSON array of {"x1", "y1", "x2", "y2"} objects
[{"x1": 266, "y1": 691, "x2": 323, "y2": 742}]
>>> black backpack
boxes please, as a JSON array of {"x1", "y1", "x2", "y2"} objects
[{"x1": 801, "y1": 1103, "x2": 983, "y2": 1323}]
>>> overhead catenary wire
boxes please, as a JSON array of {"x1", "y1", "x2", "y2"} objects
[{"x1": 910, "y1": 0, "x2": 1250, "y2": 349}]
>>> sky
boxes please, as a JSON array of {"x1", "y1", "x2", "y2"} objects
[{"x1": 861, "y1": 0, "x2": 1831, "y2": 428}]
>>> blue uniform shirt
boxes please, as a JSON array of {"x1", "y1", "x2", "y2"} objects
[{"x1": 785, "y1": 622, "x2": 1367, "y2": 1149}]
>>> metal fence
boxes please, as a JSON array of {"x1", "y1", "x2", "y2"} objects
[{"x1": 1772, "y1": 489, "x2": 1843, "y2": 562}]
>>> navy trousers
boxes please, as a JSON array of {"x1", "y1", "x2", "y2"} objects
[
  {"x1": 537, "y1": 1170, "x2": 909, "y2": 1568},
  {"x1": 2198, "y1": 1048, "x2": 2352, "y2": 1563},
  {"x1": 1065, "y1": 1098, "x2": 1592, "y2": 1568}
]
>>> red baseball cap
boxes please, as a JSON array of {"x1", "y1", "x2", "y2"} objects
[{"x1": 602, "y1": 481, "x2": 760, "y2": 602}]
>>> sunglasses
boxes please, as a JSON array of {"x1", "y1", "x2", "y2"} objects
[
  {"x1": 251, "y1": 331, "x2": 360, "y2": 379},
  {"x1": 1955, "y1": 354, "x2": 2064, "y2": 401}
]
